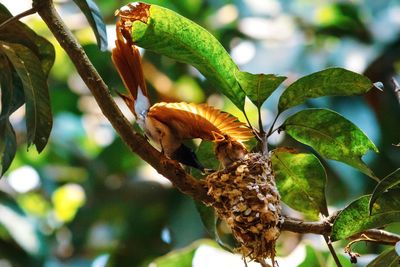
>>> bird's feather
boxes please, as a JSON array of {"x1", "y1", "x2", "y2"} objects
[
  {"x1": 148, "y1": 102, "x2": 253, "y2": 143},
  {"x1": 111, "y1": 22, "x2": 149, "y2": 117}
]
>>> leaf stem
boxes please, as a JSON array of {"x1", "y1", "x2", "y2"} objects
[
  {"x1": 257, "y1": 106, "x2": 265, "y2": 136},
  {"x1": 243, "y1": 109, "x2": 263, "y2": 144},
  {"x1": 0, "y1": 7, "x2": 37, "y2": 31},
  {"x1": 266, "y1": 112, "x2": 281, "y2": 137}
]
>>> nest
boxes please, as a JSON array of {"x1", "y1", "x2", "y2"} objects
[{"x1": 205, "y1": 153, "x2": 282, "y2": 266}]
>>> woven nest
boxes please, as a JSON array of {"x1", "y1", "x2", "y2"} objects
[{"x1": 205, "y1": 153, "x2": 282, "y2": 266}]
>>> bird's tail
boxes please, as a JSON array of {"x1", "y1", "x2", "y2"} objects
[{"x1": 111, "y1": 21, "x2": 150, "y2": 117}]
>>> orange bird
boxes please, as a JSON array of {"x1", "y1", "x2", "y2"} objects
[{"x1": 111, "y1": 22, "x2": 253, "y2": 169}]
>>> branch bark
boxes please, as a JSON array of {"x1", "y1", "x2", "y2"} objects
[
  {"x1": 282, "y1": 215, "x2": 400, "y2": 245},
  {"x1": 31, "y1": 0, "x2": 400, "y2": 250}
]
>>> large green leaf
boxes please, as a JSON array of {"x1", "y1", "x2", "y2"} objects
[
  {"x1": 0, "y1": 122, "x2": 16, "y2": 176},
  {"x1": 0, "y1": 42, "x2": 52, "y2": 152},
  {"x1": 0, "y1": 53, "x2": 20, "y2": 175},
  {"x1": 0, "y1": 53, "x2": 25, "y2": 117},
  {"x1": 278, "y1": 68, "x2": 372, "y2": 112},
  {"x1": 0, "y1": 4, "x2": 55, "y2": 77},
  {"x1": 369, "y1": 169, "x2": 400, "y2": 214},
  {"x1": 72, "y1": 0, "x2": 108, "y2": 51},
  {"x1": 129, "y1": 4, "x2": 246, "y2": 109},
  {"x1": 331, "y1": 190, "x2": 400, "y2": 241},
  {"x1": 236, "y1": 71, "x2": 286, "y2": 108},
  {"x1": 0, "y1": 53, "x2": 13, "y2": 118},
  {"x1": 283, "y1": 108, "x2": 378, "y2": 178},
  {"x1": 271, "y1": 147, "x2": 328, "y2": 220},
  {"x1": 367, "y1": 247, "x2": 400, "y2": 267}
]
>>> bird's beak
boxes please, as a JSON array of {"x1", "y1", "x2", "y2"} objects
[{"x1": 212, "y1": 131, "x2": 225, "y2": 142}]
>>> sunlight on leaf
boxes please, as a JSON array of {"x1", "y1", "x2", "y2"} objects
[
  {"x1": 278, "y1": 68, "x2": 372, "y2": 112},
  {"x1": 236, "y1": 71, "x2": 286, "y2": 108},
  {"x1": 331, "y1": 189, "x2": 400, "y2": 240},
  {"x1": 129, "y1": 4, "x2": 246, "y2": 109},
  {"x1": 283, "y1": 108, "x2": 378, "y2": 178},
  {"x1": 271, "y1": 148, "x2": 328, "y2": 220},
  {"x1": 52, "y1": 184, "x2": 86, "y2": 222}
]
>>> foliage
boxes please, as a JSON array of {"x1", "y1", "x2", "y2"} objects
[{"x1": 0, "y1": 0, "x2": 399, "y2": 267}]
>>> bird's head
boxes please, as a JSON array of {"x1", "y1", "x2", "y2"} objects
[{"x1": 212, "y1": 132, "x2": 248, "y2": 167}]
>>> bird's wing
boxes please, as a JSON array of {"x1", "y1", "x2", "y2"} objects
[
  {"x1": 111, "y1": 21, "x2": 150, "y2": 117},
  {"x1": 148, "y1": 102, "x2": 254, "y2": 143}
]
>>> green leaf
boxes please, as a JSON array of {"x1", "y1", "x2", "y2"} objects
[
  {"x1": 0, "y1": 53, "x2": 20, "y2": 176},
  {"x1": 0, "y1": 121, "x2": 16, "y2": 176},
  {"x1": 283, "y1": 108, "x2": 378, "y2": 178},
  {"x1": 72, "y1": 0, "x2": 108, "y2": 51},
  {"x1": 0, "y1": 53, "x2": 25, "y2": 118},
  {"x1": 0, "y1": 42, "x2": 52, "y2": 152},
  {"x1": 129, "y1": 4, "x2": 246, "y2": 109},
  {"x1": 196, "y1": 141, "x2": 219, "y2": 170},
  {"x1": 271, "y1": 147, "x2": 328, "y2": 220},
  {"x1": 331, "y1": 189, "x2": 400, "y2": 241},
  {"x1": 195, "y1": 201, "x2": 217, "y2": 238},
  {"x1": 367, "y1": 247, "x2": 400, "y2": 267},
  {"x1": 278, "y1": 68, "x2": 372, "y2": 112},
  {"x1": 236, "y1": 71, "x2": 286, "y2": 108},
  {"x1": 0, "y1": 4, "x2": 55, "y2": 77},
  {"x1": 0, "y1": 54, "x2": 12, "y2": 116},
  {"x1": 298, "y1": 244, "x2": 352, "y2": 267},
  {"x1": 369, "y1": 169, "x2": 400, "y2": 214}
]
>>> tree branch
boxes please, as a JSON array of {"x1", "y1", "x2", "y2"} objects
[
  {"x1": 0, "y1": 7, "x2": 36, "y2": 30},
  {"x1": 32, "y1": 0, "x2": 212, "y2": 205},
  {"x1": 282, "y1": 215, "x2": 400, "y2": 245}
]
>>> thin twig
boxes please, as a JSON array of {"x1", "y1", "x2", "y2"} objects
[
  {"x1": 349, "y1": 229, "x2": 400, "y2": 245},
  {"x1": 0, "y1": 7, "x2": 37, "y2": 31},
  {"x1": 323, "y1": 234, "x2": 343, "y2": 267}
]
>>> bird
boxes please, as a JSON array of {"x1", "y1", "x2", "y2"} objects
[{"x1": 111, "y1": 21, "x2": 254, "y2": 169}]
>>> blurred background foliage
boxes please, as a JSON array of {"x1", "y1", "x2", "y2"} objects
[{"x1": 0, "y1": 0, "x2": 399, "y2": 266}]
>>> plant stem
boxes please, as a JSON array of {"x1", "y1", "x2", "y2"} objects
[
  {"x1": 323, "y1": 234, "x2": 343, "y2": 267},
  {"x1": 0, "y1": 7, "x2": 37, "y2": 31}
]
